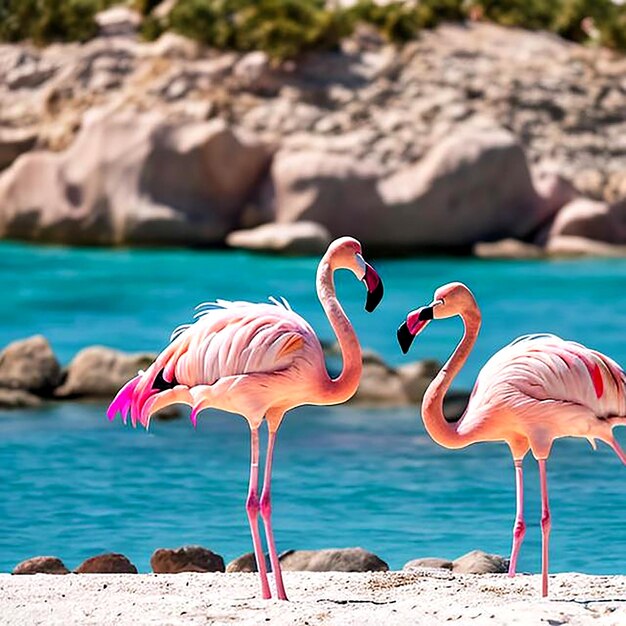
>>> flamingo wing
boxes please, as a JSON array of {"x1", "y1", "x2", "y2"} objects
[
  {"x1": 107, "y1": 298, "x2": 323, "y2": 428},
  {"x1": 461, "y1": 334, "x2": 626, "y2": 435}
]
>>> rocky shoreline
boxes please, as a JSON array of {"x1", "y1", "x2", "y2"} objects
[
  {"x1": 11, "y1": 546, "x2": 507, "y2": 576},
  {"x1": 0, "y1": 17, "x2": 625, "y2": 256},
  {"x1": 0, "y1": 335, "x2": 467, "y2": 415}
]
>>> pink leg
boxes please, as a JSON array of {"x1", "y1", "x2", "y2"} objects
[
  {"x1": 246, "y1": 427, "x2": 271, "y2": 599},
  {"x1": 260, "y1": 430, "x2": 288, "y2": 601},
  {"x1": 508, "y1": 458, "x2": 526, "y2": 577},
  {"x1": 538, "y1": 458, "x2": 551, "y2": 597}
]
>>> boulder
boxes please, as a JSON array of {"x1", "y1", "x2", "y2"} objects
[
  {"x1": 142, "y1": 32, "x2": 201, "y2": 60},
  {"x1": 0, "y1": 112, "x2": 271, "y2": 246},
  {"x1": 13, "y1": 556, "x2": 69, "y2": 575},
  {"x1": 0, "y1": 335, "x2": 61, "y2": 395},
  {"x1": 151, "y1": 546, "x2": 225, "y2": 573},
  {"x1": 233, "y1": 51, "x2": 282, "y2": 95},
  {"x1": 55, "y1": 347, "x2": 155, "y2": 398},
  {"x1": 397, "y1": 360, "x2": 440, "y2": 404},
  {"x1": 226, "y1": 221, "x2": 331, "y2": 255},
  {"x1": 225, "y1": 552, "x2": 260, "y2": 573},
  {"x1": 403, "y1": 557, "x2": 453, "y2": 571},
  {"x1": 452, "y1": 550, "x2": 508, "y2": 574},
  {"x1": 474, "y1": 238, "x2": 544, "y2": 259},
  {"x1": 0, "y1": 127, "x2": 37, "y2": 170},
  {"x1": 549, "y1": 197, "x2": 626, "y2": 244},
  {"x1": 278, "y1": 548, "x2": 388, "y2": 572},
  {"x1": 546, "y1": 235, "x2": 626, "y2": 258},
  {"x1": 75, "y1": 553, "x2": 138, "y2": 574},
  {"x1": 95, "y1": 7, "x2": 141, "y2": 38},
  {"x1": 0, "y1": 388, "x2": 43, "y2": 408},
  {"x1": 351, "y1": 352, "x2": 409, "y2": 406},
  {"x1": 267, "y1": 123, "x2": 556, "y2": 251}
]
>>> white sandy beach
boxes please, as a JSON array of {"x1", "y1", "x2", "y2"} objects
[{"x1": 0, "y1": 570, "x2": 624, "y2": 626}]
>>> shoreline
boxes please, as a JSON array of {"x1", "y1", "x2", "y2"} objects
[{"x1": 1, "y1": 571, "x2": 624, "y2": 626}]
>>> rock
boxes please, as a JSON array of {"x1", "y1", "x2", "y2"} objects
[
  {"x1": 278, "y1": 548, "x2": 388, "y2": 572},
  {"x1": 151, "y1": 546, "x2": 225, "y2": 573},
  {"x1": 152, "y1": 0, "x2": 179, "y2": 21},
  {"x1": 452, "y1": 550, "x2": 509, "y2": 574},
  {"x1": 226, "y1": 221, "x2": 331, "y2": 255},
  {"x1": 55, "y1": 347, "x2": 155, "y2": 398},
  {"x1": 352, "y1": 355, "x2": 409, "y2": 406},
  {"x1": 6, "y1": 60, "x2": 56, "y2": 90},
  {"x1": 13, "y1": 556, "x2": 70, "y2": 574},
  {"x1": 0, "y1": 112, "x2": 271, "y2": 246},
  {"x1": 233, "y1": 51, "x2": 281, "y2": 94},
  {"x1": 225, "y1": 552, "x2": 261, "y2": 573},
  {"x1": 152, "y1": 406, "x2": 183, "y2": 420},
  {"x1": 142, "y1": 32, "x2": 201, "y2": 60},
  {"x1": 0, "y1": 388, "x2": 43, "y2": 408},
  {"x1": 546, "y1": 235, "x2": 626, "y2": 258},
  {"x1": 0, "y1": 127, "x2": 37, "y2": 170},
  {"x1": 397, "y1": 360, "x2": 440, "y2": 404},
  {"x1": 474, "y1": 238, "x2": 544, "y2": 259},
  {"x1": 574, "y1": 169, "x2": 606, "y2": 200},
  {"x1": 0, "y1": 335, "x2": 61, "y2": 395},
  {"x1": 268, "y1": 123, "x2": 556, "y2": 251},
  {"x1": 606, "y1": 171, "x2": 626, "y2": 204},
  {"x1": 549, "y1": 198, "x2": 626, "y2": 244},
  {"x1": 75, "y1": 553, "x2": 137, "y2": 574},
  {"x1": 403, "y1": 557, "x2": 453, "y2": 571},
  {"x1": 95, "y1": 7, "x2": 141, "y2": 38},
  {"x1": 533, "y1": 168, "x2": 578, "y2": 216},
  {"x1": 442, "y1": 391, "x2": 471, "y2": 422}
]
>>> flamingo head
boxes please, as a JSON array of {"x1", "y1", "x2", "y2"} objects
[
  {"x1": 397, "y1": 282, "x2": 476, "y2": 354},
  {"x1": 327, "y1": 237, "x2": 384, "y2": 312}
]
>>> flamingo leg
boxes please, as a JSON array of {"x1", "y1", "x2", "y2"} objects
[
  {"x1": 508, "y1": 458, "x2": 526, "y2": 577},
  {"x1": 538, "y1": 458, "x2": 551, "y2": 597},
  {"x1": 260, "y1": 430, "x2": 288, "y2": 601},
  {"x1": 246, "y1": 427, "x2": 271, "y2": 599}
]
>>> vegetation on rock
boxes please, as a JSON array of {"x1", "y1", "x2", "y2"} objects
[{"x1": 0, "y1": 1, "x2": 625, "y2": 57}]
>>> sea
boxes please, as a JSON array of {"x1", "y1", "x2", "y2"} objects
[{"x1": 0, "y1": 242, "x2": 624, "y2": 574}]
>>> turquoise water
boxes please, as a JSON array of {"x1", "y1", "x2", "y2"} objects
[{"x1": 0, "y1": 242, "x2": 625, "y2": 574}]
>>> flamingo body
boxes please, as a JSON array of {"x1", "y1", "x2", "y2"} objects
[
  {"x1": 108, "y1": 299, "x2": 326, "y2": 430},
  {"x1": 460, "y1": 334, "x2": 626, "y2": 458}
]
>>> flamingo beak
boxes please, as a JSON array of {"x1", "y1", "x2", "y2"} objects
[
  {"x1": 363, "y1": 263, "x2": 383, "y2": 312},
  {"x1": 397, "y1": 301, "x2": 441, "y2": 354},
  {"x1": 397, "y1": 321, "x2": 417, "y2": 354}
]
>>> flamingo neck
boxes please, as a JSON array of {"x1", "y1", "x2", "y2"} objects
[
  {"x1": 316, "y1": 258, "x2": 362, "y2": 404},
  {"x1": 421, "y1": 304, "x2": 481, "y2": 449}
]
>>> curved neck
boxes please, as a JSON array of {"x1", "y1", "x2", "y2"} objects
[
  {"x1": 421, "y1": 305, "x2": 481, "y2": 449},
  {"x1": 317, "y1": 258, "x2": 362, "y2": 404}
]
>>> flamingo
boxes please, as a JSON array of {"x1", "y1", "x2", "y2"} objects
[
  {"x1": 396, "y1": 282, "x2": 626, "y2": 597},
  {"x1": 107, "y1": 236, "x2": 383, "y2": 600}
]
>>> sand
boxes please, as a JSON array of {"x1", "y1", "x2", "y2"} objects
[{"x1": 0, "y1": 570, "x2": 624, "y2": 626}]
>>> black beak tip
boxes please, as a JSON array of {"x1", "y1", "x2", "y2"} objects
[
  {"x1": 365, "y1": 280, "x2": 384, "y2": 313},
  {"x1": 397, "y1": 322, "x2": 415, "y2": 354}
]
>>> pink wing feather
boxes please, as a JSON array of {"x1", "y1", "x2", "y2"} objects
[
  {"x1": 107, "y1": 298, "x2": 323, "y2": 428},
  {"x1": 468, "y1": 334, "x2": 626, "y2": 419}
]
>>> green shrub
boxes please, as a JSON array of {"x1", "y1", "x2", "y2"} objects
[
  {"x1": 169, "y1": 0, "x2": 350, "y2": 60},
  {"x1": 133, "y1": 0, "x2": 163, "y2": 15},
  {"x1": 0, "y1": 0, "x2": 118, "y2": 44},
  {"x1": 348, "y1": 1, "x2": 422, "y2": 42},
  {"x1": 553, "y1": 0, "x2": 626, "y2": 50},
  {"x1": 0, "y1": 0, "x2": 625, "y2": 54},
  {"x1": 468, "y1": 0, "x2": 555, "y2": 30}
]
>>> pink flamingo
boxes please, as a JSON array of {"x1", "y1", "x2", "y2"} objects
[
  {"x1": 397, "y1": 282, "x2": 626, "y2": 597},
  {"x1": 107, "y1": 237, "x2": 383, "y2": 600}
]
